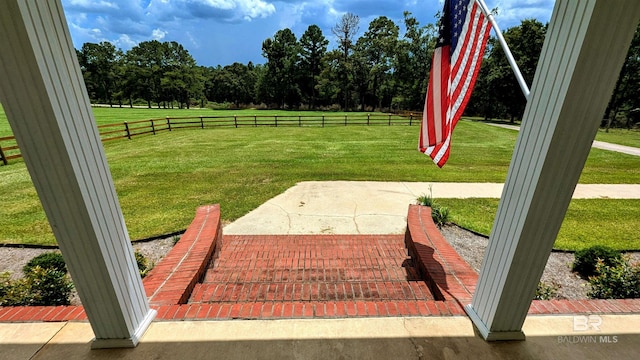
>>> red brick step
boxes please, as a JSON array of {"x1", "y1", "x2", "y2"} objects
[{"x1": 190, "y1": 234, "x2": 436, "y2": 305}]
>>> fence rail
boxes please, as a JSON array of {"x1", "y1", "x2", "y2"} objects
[{"x1": 1, "y1": 113, "x2": 421, "y2": 165}]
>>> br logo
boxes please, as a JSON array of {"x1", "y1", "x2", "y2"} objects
[{"x1": 573, "y1": 315, "x2": 602, "y2": 331}]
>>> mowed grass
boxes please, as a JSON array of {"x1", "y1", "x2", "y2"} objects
[
  {"x1": 1, "y1": 106, "x2": 639, "y2": 250},
  {"x1": 595, "y1": 128, "x2": 640, "y2": 148},
  {"x1": 439, "y1": 198, "x2": 639, "y2": 251}
]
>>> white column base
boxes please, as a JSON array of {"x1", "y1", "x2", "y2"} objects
[
  {"x1": 91, "y1": 309, "x2": 157, "y2": 349},
  {"x1": 465, "y1": 305, "x2": 525, "y2": 342}
]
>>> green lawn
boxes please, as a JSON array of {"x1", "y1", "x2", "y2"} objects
[
  {"x1": 1, "y1": 106, "x2": 639, "y2": 250},
  {"x1": 595, "y1": 128, "x2": 640, "y2": 148},
  {"x1": 439, "y1": 198, "x2": 639, "y2": 251}
]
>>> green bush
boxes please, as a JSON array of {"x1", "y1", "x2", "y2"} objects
[
  {"x1": 23, "y1": 252, "x2": 67, "y2": 274},
  {"x1": 572, "y1": 245, "x2": 621, "y2": 278},
  {"x1": 135, "y1": 250, "x2": 150, "y2": 278},
  {"x1": 24, "y1": 266, "x2": 74, "y2": 306},
  {"x1": 0, "y1": 267, "x2": 73, "y2": 306},
  {"x1": 534, "y1": 281, "x2": 560, "y2": 300},
  {"x1": 588, "y1": 256, "x2": 640, "y2": 299},
  {"x1": 0, "y1": 272, "x2": 32, "y2": 306}
]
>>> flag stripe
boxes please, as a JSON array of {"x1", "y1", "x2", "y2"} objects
[{"x1": 419, "y1": 0, "x2": 491, "y2": 168}]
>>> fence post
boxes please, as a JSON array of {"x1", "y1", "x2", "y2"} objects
[
  {"x1": 150, "y1": 119, "x2": 156, "y2": 135},
  {"x1": 234, "y1": 115, "x2": 238, "y2": 128},
  {"x1": 367, "y1": 114, "x2": 370, "y2": 126},
  {"x1": 254, "y1": 115, "x2": 257, "y2": 127},
  {"x1": 322, "y1": 114, "x2": 325, "y2": 127},
  {"x1": 298, "y1": 115, "x2": 301, "y2": 127},
  {"x1": 167, "y1": 117, "x2": 172, "y2": 131},
  {"x1": 344, "y1": 115, "x2": 347, "y2": 126},
  {"x1": 0, "y1": 144, "x2": 7, "y2": 166},
  {"x1": 388, "y1": 114, "x2": 391, "y2": 126},
  {"x1": 200, "y1": 116, "x2": 204, "y2": 129},
  {"x1": 275, "y1": 115, "x2": 278, "y2": 127},
  {"x1": 409, "y1": 113, "x2": 413, "y2": 126},
  {"x1": 124, "y1": 121, "x2": 131, "y2": 140}
]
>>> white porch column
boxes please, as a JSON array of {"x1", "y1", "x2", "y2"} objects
[
  {"x1": 465, "y1": 0, "x2": 640, "y2": 341},
  {"x1": 0, "y1": 0, "x2": 155, "y2": 348}
]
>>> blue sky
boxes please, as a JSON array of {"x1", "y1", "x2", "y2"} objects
[{"x1": 61, "y1": 0, "x2": 554, "y2": 67}]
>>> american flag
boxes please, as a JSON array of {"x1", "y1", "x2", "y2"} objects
[{"x1": 419, "y1": 0, "x2": 492, "y2": 167}]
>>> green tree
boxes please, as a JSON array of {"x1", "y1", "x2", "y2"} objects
[
  {"x1": 207, "y1": 62, "x2": 258, "y2": 107},
  {"x1": 469, "y1": 19, "x2": 546, "y2": 121},
  {"x1": 394, "y1": 11, "x2": 436, "y2": 111},
  {"x1": 332, "y1": 13, "x2": 360, "y2": 110},
  {"x1": 317, "y1": 49, "x2": 342, "y2": 106},
  {"x1": 604, "y1": 22, "x2": 640, "y2": 130},
  {"x1": 356, "y1": 16, "x2": 400, "y2": 111},
  {"x1": 261, "y1": 29, "x2": 301, "y2": 108},
  {"x1": 125, "y1": 40, "x2": 165, "y2": 108},
  {"x1": 77, "y1": 42, "x2": 122, "y2": 105},
  {"x1": 299, "y1": 25, "x2": 329, "y2": 109},
  {"x1": 161, "y1": 41, "x2": 203, "y2": 108}
]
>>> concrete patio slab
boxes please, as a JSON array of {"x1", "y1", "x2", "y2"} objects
[{"x1": 223, "y1": 181, "x2": 640, "y2": 235}]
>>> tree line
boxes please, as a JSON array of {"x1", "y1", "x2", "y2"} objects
[{"x1": 76, "y1": 13, "x2": 640, "y2": 127}]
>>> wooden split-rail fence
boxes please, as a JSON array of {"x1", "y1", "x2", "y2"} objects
[{"x1": 0, "y1": 113, "x2": 421, "y2": 165}]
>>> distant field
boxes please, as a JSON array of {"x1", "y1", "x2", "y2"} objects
[
  {"x1": 595, "y1": 128, "x2": 640, "y2": 148},
  {"x1": 1, "y1": 106, "x2": 639, "y2": 250}
]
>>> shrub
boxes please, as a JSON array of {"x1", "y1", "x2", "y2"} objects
[
  {"x1": 0, "y1": 272, "x2": 32, "y2": 306},
  {"x1": 24, "y1": 266, "x2": 74, "y2": 306},
  {"x1": 535, "y1": 281, "x2": 560, "y2": 300},
  {"x1": 588, "y1": 256, "x2": 640, "y2": 299},
  {"x1": 0, "y1": 267, "x2": 73, "y2": 306},
  {"x1": 135, "y1": 250, "x2": 150, "y2": 278},
  {"x1": 23, "y1": 252, "x2": 67, "y2": 274},
  {"x1": 572, "y1": 245, "x2": 621, "y2": 278}
]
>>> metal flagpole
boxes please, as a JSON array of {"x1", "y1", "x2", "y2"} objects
[{"x1": 475, "y1": 0, "x2": 531, "y2": 100}]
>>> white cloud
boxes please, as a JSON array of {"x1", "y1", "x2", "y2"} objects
[
  {"x1": 115, "y1": 34, "x2": 138, "y2": 48},
  {"x1": 152, "y1": 28, "x2": 168, "y2": 40},
  {"x1": 492, "y1": 0, "x2": 554, "y2": 27}
]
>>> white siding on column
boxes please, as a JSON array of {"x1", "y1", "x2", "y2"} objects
[
  {"x1": 466, "y1": 0, "x2": 640, "y2": 340},
  {"x1": 0, "y1": 0, "x2": 155, "y2": 348}
]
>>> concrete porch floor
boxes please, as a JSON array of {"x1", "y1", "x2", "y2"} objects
[{"x1": 3, "y1": 315, "x2": 639, "y2": 359}]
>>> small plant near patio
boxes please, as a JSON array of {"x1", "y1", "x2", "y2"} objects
[
  {"x1": 534, "y1": 281, "x2": 560, "y2": 300},
  {"x1": 135, "y1": 250, "x2": 150, "y2": 278},
  {"x1": 417, "y1": 194, "x2": 434, "y2": 207},
  {"x1": 417, "y1": 186, "x2": 450, "y2": 227},
  {"x1": 431, "y1": 205, "x2": 450, "y2": 227},
  {"x1": 0, "y1": 266, "x2": 73, "y2": 306},
  {"x1": 572, "y1": 245, "x2": 622, "y2": 278},
  {"x1": 587, "y1": 255, "x2": 640, "y2": 299}
]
